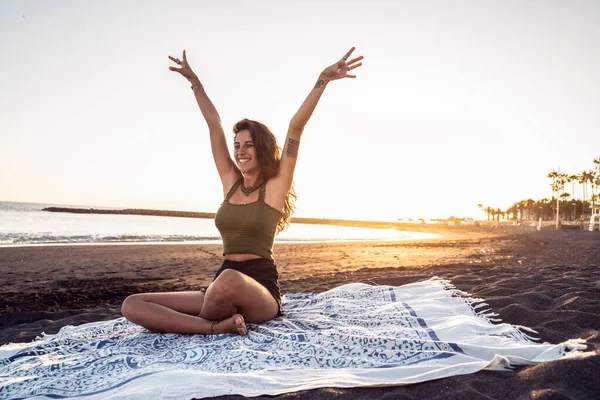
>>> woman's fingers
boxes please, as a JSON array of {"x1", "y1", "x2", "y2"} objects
[
  {"x1": 347, "y1": 62, "x2": 362, "y2": 71},
  {"x1": 339, "y1": 48, "x2": 363, "y2": 79},
  {"x1": 346, "y1": 55, "x2": 363, "y2": 65},
  {"x1": 168, "y1": 52, "x2": 187, "y2": 75},
  {"x1": 342, "y1": 47, "x2": 355, "y2": 61},
  {"x1": 168, "y1": 54, "x2": 186, "y2": 66}
]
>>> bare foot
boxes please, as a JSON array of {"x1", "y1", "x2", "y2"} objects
[{"x1": 213, "y1": 314, "x2": 247, "y2": 336}]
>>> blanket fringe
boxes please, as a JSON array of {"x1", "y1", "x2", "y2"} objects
[{"x1": 429, "y1": 276, "x2": 540, "y2": 343}]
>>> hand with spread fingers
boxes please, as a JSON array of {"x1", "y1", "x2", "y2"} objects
[
  {"x1": 321, "y1": 47, "x2": 364, "y2": 82},
  {"x1": 168, "y1": 50, "x2": 198, "y2": 81}
]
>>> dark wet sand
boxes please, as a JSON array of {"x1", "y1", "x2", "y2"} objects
[{"x1": 1, "y1": 227, "x2": 599, "y2": 399}]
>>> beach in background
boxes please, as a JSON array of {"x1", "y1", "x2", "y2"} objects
[{"x1": 1, "y1": 226, "x2": 599, "y2": 399}]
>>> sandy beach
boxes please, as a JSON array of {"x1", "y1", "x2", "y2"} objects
[{"x1": 1, "y1": 227, "x2": 599, "y2": 399}]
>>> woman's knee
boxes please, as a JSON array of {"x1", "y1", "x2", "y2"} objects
[
  {"x1": 208, "y1": 269, "x2": 247, "y2": 300},
  {"x1": 121, "y1": 293, "x2": 145, "y2": 318}
]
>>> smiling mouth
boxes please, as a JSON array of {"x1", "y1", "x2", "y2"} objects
[{"x1": 238, "y1": 158, "x2": 250, "y2": 164}]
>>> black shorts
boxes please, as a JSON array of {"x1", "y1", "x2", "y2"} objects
[{"x1": 213, "y1": 258, "x2": 283, "y2": 316}]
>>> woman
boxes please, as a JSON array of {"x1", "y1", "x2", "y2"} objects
[{"x1": 121, "y1": 47, "x2": 363, "y2": 336}]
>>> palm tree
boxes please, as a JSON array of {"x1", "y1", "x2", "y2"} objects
[
  {"x1": 559, "y1": 173, "x2": 569, "y2": 190},
  {"x1": 506, "y1": 205, "x2": 518, "y2": 221},
  {"x1": 514, "y1": 200, "x2": 523, "y2": 220},
  {"x1": 547, "y1": 170, "x2": 559, "y2": 199},
  {"x1": 568, "y1": 174, "x2": 578, "y2": 200},
  {"x1": 548, "y1": 174, "x2": 568, "y2": 221},
  {"x1": 578, "y1": 172, "x2": 587, "y2": 202},
  {"x1": 594, "y1": 158, "x2": 600, "y2": 174},
  {"x1": 484, "y1": 206, "x2": 494, "y2": 221},
  {"x1": 525, "y1": 198, "x2": 535, "y2": 220},
  {"x1": 584, "y1": 170, "x2": 596, "y2": 212},
  {"x1": 551, "y1": 173, "x2": 568, "y2": 201},
  {"x1": 512, "y1": 199, "x2": 533, "y2": 220},
  {"x1": 536, "y1": 198, "x2": 552, "y2": 220},
  {"x1": 592, "y1": 174, "x2": 600, "y2": 211}
]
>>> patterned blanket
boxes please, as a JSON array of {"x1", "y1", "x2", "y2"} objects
[{"x1": 0, "y1": 279, "x2": 590, "y2": 399}]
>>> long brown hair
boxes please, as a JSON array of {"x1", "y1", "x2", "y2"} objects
[{"x1": 233, "y1": 119, "x2": 297, "y2": 233}]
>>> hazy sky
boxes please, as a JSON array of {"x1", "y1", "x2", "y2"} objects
[{"x1": 1, "y1": 0, "x2": 599, "y2": 220}]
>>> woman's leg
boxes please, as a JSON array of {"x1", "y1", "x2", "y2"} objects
[
  {"x1": 200, "y1": 269, "x2": 280, "y2": 324},
  {"x1": 121, "y1": 291, "x2": 246, "y2": 335}
]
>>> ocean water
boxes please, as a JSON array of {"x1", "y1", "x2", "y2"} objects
[{"x1": 0, "y1": 201, "x2": 436, "y2": 246}]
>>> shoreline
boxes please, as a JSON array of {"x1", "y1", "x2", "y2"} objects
[
  {"x1": 2, "y1": 223, "x2": 486, "y2": 249},
  {"x1": 0, "y1": 231, "x2": 444, "y2": 249}
]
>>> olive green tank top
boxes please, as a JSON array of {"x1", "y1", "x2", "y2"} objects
[{"x1": 214, "y1": 180, "x2": 282, "y2": 260}]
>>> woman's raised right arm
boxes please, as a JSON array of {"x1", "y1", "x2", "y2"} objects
[{"x1": 168, "y1": 50, "x2": 239, "y2": 187}]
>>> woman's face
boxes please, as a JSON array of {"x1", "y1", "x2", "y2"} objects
[{"x1": 234, "y1": 129, "x2": 260, "y2": 175}]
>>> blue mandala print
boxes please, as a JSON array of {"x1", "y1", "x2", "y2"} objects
[{"x1": 0, "y1": 284, "x2": 464, "y2": 399}]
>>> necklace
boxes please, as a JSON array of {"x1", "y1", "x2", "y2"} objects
[{"x1": 240, "y1": 181, "x2": 262, "y2": 196}]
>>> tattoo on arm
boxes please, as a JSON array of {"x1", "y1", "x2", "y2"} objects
[
  {"x1": 286, "y1": 138, "x2": 300, "y2": 158},
  {"x1": 314, "y1": 79, "x2": 325, "y2": 89}
]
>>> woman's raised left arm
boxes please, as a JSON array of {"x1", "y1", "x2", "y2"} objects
[{"x1": 276, "y1": 47, "x2": 364, "y2": 187}]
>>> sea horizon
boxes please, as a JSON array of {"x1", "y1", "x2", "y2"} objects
[{"x1": 0, "y1": 201, "x2": 439, "y2": 247}]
